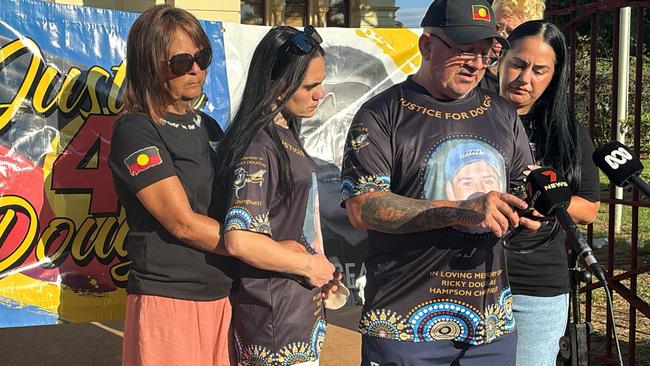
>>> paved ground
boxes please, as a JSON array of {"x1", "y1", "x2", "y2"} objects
[{"x1": 1, "y1": 306, "x2": 362, "y2": 366}]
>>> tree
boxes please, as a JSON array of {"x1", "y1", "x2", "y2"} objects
[{"x1": 572, "y1": 35, "x2": 650, "y2": 156}]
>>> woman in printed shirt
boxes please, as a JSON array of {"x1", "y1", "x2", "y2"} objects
[{"x1": 217, "y1": 26, "x2": 339, "y2": 366}]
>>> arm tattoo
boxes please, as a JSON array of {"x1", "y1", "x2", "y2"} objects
[{"x1": 360, "y1": 192, "x2": 485, "y2": 234}]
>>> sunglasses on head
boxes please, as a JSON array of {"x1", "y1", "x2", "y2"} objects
[
  {"x1": 165, "y1": 47, "x2": 212, "y2": 76},
  {"x1": 271, "y1": 26, "x2": 323, "y2": 79},
  {"x1": 282, "y1": 25, "x2": 323, "y2": 55}
]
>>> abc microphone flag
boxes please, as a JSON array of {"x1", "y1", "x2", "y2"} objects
[
  {"x1": 592, "y1": 141, "x2": 643, "y2": 187},
  {"x1": 593, "y1": 141, "x2": 650, "y2": 197}
]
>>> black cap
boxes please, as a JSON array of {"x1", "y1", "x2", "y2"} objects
[{"x1": 421, "y1": 0, "x2": 509, "y2": 49}]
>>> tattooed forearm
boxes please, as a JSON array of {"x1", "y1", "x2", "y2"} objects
[
  {"x1": 360, "y1": 192, "x2": 485, "y2": 234},
  {"x1": 456, "y1": 197, "x2": 490, "y2": 227}
]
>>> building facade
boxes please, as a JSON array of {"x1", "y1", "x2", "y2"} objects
[
  {"x1": 45, "y1": 0, "x2": 399, "y2": 27},
  {"x1": 240, "y1": 0, "x2": 399, "y2": 28}
]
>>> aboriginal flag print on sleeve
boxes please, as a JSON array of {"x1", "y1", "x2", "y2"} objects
[
  {"x1": 107, "y1": 111, "x2": 234, "y2": 301},
  {"x1": 109, "y1": 113, "x2": 176, "y2": 195},
  {"x1": 124, "y1": 146, "x2": 163, "y2": 176}
]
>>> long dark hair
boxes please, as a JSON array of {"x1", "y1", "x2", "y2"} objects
[
  {"x1": 123, "y1": 5, "x2": 211, "y2": 123},
  {"x1": 217, "y1": 26, "x2": 324, "y2": 202},
  {"x1": 506, "y1": 20, "x2": 582, "y2": 192}
]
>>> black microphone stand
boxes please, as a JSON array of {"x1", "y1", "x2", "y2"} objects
[
  {"x1": 629, "y1": 175, "x2": 650, "y2": 198},
  {"x1": 558, "y1": 247, "x2": 592, "y2": 366}
]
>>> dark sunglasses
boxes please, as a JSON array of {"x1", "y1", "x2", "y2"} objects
[
  {"x1": 165, "y1": 47, "x2": 212, "y2": 76},
  {"x1": 281, "y1": 25, "x2": 323, "y2": 55}
]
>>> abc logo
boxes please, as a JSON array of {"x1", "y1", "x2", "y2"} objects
[{"x1": 604, "y1": 147, "x2": 633, "y2": 169}]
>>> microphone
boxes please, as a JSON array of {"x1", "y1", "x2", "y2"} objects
[
  {"x1": 526, "y1": 168, "x2": 607, "y2": 282},
  {"x1": 592, "y1": 141, "x2": 650, "y2": 198}
]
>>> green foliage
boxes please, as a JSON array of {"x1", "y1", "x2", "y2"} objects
[
  {"x1": 550, "y1": 3, "x2": 650, "y2": 58},
  {"x1": 573, "y1": 36, "x2": 650, "y2": 156}
]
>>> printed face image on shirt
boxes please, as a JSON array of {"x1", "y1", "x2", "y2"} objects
[
  {"x1": 301, "y1": 172, "x2": 324, "y2": 254},
  {"x1": 447, "y1": 160, "x2": 501, "y2": 200},
  {"x1": 422, "y1": 139, "x2": 506, "y2": 201}
]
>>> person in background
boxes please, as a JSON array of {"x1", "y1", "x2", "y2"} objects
[
  {"x1": 340, "y1": 0, "x2": 540, "y2": 364},
  {"x1": 499, "y1": 20, "x2": 601, "y2": 366},
  {"x1": 217, "y1": 25, "x2": 338, "y2": 366},
  {"x1": 479, "y1": 0, "x2": 546, "y2": 93},
  {"x1": 108, "y1": 5, "x2": 235, "y2": 366}
]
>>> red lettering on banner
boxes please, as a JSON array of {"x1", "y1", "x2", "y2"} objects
[{"x1": 50, "y1": 115, "x2": 119, "y2": 215}]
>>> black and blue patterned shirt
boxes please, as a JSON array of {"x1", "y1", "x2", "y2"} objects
[
  {"x1": 341, "y1": 77, "x2": 533, "y2": 345},
  {"x1": 224, "y1": 124, "x2": 326, "y2": 365}
]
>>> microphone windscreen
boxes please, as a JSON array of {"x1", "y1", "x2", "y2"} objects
[
  {"x1": 592, "y1": 141, "x2": 643, "y2": 187},
  {"x1": 526, "y1": 168, "x2": 572, "y2": 216}
]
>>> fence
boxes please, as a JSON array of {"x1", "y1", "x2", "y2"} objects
[{"x1": 547, "y1": 2, "x2": 650, "y2": 365}]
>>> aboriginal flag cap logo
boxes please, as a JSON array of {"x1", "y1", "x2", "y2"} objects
[
  {"x1": 472, "y1": 5, "x2": 491, "y2": 22},
  {"x1": 124, "y1": 146, "x2": 162, "y2": 176}
]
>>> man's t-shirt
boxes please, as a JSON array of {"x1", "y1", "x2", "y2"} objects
[
  {"x1": 224, "y1": 124, "x2": 326, "y2": 365},
  {"x1": 108, "y1": 111, "x2": 233, "y2": 300},
  {"x1": 507, "y1": 117, "x2": 600, "y2": 296},
  {"x1": 341, "y1": 77, "x2": 533, "y2": 345}
]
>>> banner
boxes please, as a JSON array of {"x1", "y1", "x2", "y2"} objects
[
  {"x1": 223, "y1": 23, "x2": 422, "y2": 303},
  {"x1": 0, "y1": 0, "x2": 421, "y2": 327}
]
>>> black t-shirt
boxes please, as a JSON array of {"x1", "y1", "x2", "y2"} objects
[
  {"x1": 479, "y1": 68, "x2": 500, "y2": 95},
  {"x1": 224, "y1": 124, "x2": 326, "y2": 364},
  {"x1": 108, "y1": 111, "x2": 234, "y2": 301},
  {"x1": 341, "y1": 77, "x2": 534, "y2": 346},
  {"x1": 507, "y1": 116, "x2": 600, "y2": 296}
]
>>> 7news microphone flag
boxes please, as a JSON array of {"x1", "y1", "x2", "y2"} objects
[{"x1": 526, "y1": 167, "x2": 607, "y2": 283}]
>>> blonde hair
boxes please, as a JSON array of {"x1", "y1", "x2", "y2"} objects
[{"x1": 492, "y1": 0, "x2": 546, "y2": 21}]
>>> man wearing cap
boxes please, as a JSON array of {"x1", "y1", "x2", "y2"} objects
[
  {"x1": 443, "y1": 141, "x2": 506, "y2": 201},
  {"x1": 340, "y1": 0, "x2": 537, "y2": 364}
]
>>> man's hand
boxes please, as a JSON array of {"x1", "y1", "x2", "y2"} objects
[
  {"x1": 457, "y1": 191, "x2": 534, "y2": 237},
  {"x1": 519, "y1": 216, "x2": 542, "y2": 232}
]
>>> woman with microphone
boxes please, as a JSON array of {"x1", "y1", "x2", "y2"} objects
[{"x1": 499, "y1": 20, "x2": 601, "y2": 366}]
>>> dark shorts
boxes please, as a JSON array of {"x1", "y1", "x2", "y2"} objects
[{"x1": 361, "y1": 332, "x2": 517, "y2": 366}]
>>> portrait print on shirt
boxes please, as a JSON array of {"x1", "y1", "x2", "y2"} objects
[
  {"x1": 301, "y1": 173, "x2": 324, "y2": 255},
  {"x1": 341, "y1": 78, "x2": 533, "y2": 346},
  {"x1": 422, "y1": 138, "x2": 507, "y2": 235},
  {"x1": 422, "y1": 138, "x2": 507, "y2": 202}
]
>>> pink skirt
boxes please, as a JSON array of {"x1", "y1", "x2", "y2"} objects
[{"x1": 122, "y1": 294, "x2": 235, "y2": 366}]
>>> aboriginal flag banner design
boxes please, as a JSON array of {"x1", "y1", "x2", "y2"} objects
[{"x1": 124, "y1": 146, "x2": 163, "y2": 176}]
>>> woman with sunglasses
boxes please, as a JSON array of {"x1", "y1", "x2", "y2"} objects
[
  {"x1": 217, "y1": 26, "x2": 337, "y2": 366},
  {"x1": 499, "y1": 20, "x2": 600, "y2": 366},
  {"x1": 108, "y1": 5, "x2": 234, "y2": 365}
]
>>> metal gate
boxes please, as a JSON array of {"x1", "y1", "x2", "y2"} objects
[{"x1": 546, "y1": 1, "x2": 650, "y2": 365}]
